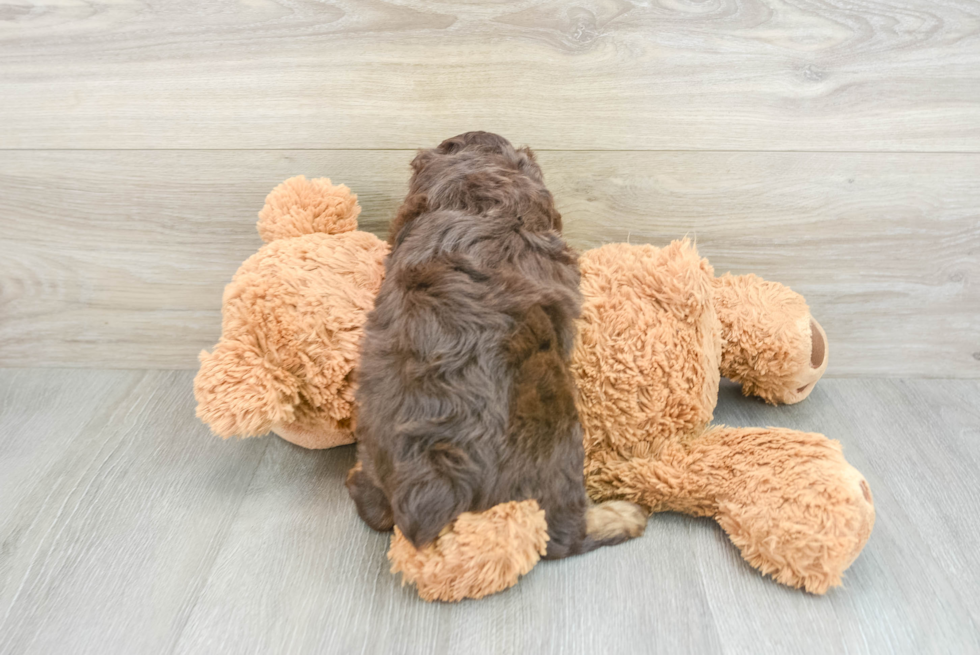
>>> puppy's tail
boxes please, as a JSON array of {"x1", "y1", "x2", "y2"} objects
[{"x1": 388, "y1": 500, "x2": 549, "y2": 602}]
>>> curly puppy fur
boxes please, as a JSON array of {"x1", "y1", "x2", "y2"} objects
[{"x1": 348, "y1": 132, "x2": 646, "y2": 558}]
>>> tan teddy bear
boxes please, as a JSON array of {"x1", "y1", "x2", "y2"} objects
[{"x1": 195, "y1": 176, "x2": 874, "y2": 601}]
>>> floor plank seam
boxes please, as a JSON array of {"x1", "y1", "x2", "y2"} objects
[{"x1": 689, "y1": 520, "x2": 730, "y2": 655}]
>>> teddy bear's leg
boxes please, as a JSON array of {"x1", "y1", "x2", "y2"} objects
[
  {"x1": 702, "y1": 426, "x2": 873, "y2": 593},
  {"x1": 598, "y1": 426, "x2": 874, "y2": 593},
  {"x1": 712, "y1": 273, "x2": 829, "y2": 404}
]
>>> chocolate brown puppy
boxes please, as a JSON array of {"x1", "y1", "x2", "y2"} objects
[{"x1": 348, "y1": 132, "x2": 645, "y2": 558}]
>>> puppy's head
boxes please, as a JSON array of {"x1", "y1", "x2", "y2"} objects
[{"x1": 388, "y1": 132, "x2": 562, "y2": 245}]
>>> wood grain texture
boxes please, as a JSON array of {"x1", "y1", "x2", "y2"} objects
[
  {"x1": 0, "y1": 369, "x2": 270, "y2": 655},
  {"x1": 0, "y1": 370, "x2": 977, "y2": 654},
  {"x1": 1, "y1": 0, "x2": 979, "y2": 150},
  {"x1": 1, "y1": 150, "x2": 977, "y2": 376}
]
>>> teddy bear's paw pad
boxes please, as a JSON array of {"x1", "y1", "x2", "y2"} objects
[
  {"x1": 388, "y1": 500, "x2": 548, "y2": 602},
  {"x1": 809, "y1": 318, "x2": 827, "y2": 370},
  {"x1": 838, "y1": 467, "x2": 875, "y2": 569},
  {"x1": 586, "y1": 500, "x2": 648, "y2": 542},
  {"x1": 748, "y1": 314, "x2": 830, "y2": 405},
  {"x1": 789, "y1": 317, "x2": 830, "y2": 400}
]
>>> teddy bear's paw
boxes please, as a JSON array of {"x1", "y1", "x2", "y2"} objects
[
  {"x1": 746, "y1": 314, "x2": 829, "y2": 405},
  {"x1": 586, "y1": 500, "x2": 647, "y2": 542},
  {"x1": 388, "y1": 500, "x2": 548, "y2": 602},
  {"x1": 706, "y1": 427, "x2": 875, "y2": 594},
  {"x1": 712, "y1": 274, "x2": 829, "y2": 405}
]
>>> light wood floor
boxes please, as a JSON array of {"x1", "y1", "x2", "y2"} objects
[{"x1": 0, "y1": 370, "x2": 977, "y2": 655}]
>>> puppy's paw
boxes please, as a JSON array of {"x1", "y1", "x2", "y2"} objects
[{"x1": 586, "y1": 500, "x2": 647, "y2": 541}]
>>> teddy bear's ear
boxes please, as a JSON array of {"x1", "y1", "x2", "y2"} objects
[{"x1": 257, "y1": 175, "x2": 361, "y2": 242}]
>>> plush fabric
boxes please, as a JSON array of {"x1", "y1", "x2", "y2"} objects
[
  {"x1": 586, "y1": 425, "x2": 874, "y2": 593},
  {"x1": 713, "y1": 273, "x2": 829, "y2": 404},
  {"x1": 569, "y1": 240, "x2": 872, "y2": 594},
  {"x1": 257, "y1": 175, "x2": 361, "y2": 242},
  {"x1": 388, "y1": 500, "x2": 548, "y2": 602}
]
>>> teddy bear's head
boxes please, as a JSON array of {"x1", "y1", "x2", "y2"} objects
[{"x1": 194, "y1": 176, "x2": 388, "y2": 449}]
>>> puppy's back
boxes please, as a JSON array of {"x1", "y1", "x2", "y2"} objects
[{"x1": 357, "y1": 202, "x2": 580, "y2": 547}]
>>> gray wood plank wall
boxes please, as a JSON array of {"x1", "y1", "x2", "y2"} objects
[{"x1": 1, "y1": 0, "x2": 978, "y2": 376}]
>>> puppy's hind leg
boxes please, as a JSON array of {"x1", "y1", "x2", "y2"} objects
[
  {"x1": 540, "y1": 492, "x2": 647, "y2": 559},
  {"x1": 584, "y1": 500, "x2": 647, "y2": 548},
  {"x1": 346, "y1": 461, "x2": 395, "y2": 532}
]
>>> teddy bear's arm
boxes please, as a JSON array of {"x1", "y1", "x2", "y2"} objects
[{"x1": 711, "y1": 274, "x2": 829, "y2": 404}]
